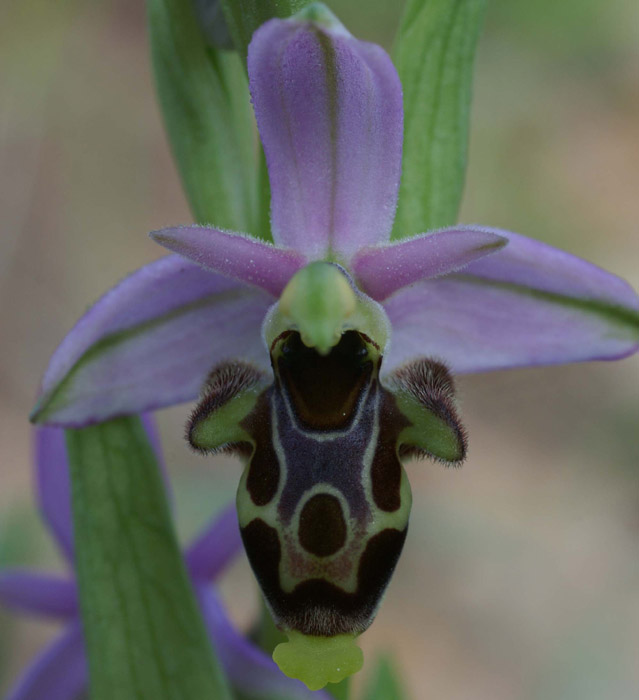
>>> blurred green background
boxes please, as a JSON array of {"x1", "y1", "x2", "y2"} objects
[{"x1": 1, "y1": 0, "x2": 638, "y2": 698}]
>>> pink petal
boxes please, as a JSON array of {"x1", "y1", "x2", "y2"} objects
[
  {"x1": 150, "y1": 226, "x2": 306, "y2": 296},
  {"x1": 352, "y1": 226, "x2": 507, "y2": 299}
]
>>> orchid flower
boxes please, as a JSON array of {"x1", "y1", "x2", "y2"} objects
[
  {"x1": 29, "y1": 3, "x2": 639, "y2": 691},
  {"x1": 0, "y1": 422, "x2": 326, "y2": 700}
]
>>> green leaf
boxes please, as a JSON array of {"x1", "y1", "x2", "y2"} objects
[
  {"x1": 392, "y1": 0, "x2": 487, "y2": 237},
  {"x1": 218, "y1": 0, "x2": 311, "y2": 65},
  {"x1": 66, "y1": 417, "x2": 231, "y2": 700},
  {"x1": 362, "y1": 655, "x2": 408, "y2": 700},
  {"x1": 148, "y1": 0, "x2": 261, "y2": 234}
]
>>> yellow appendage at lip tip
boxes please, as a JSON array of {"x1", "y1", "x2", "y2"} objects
[{"x1": 273, "y1": 631, "x2": 364, "y2": 690}]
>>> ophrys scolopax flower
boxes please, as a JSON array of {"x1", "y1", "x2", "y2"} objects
[{"x1": 31, "y1": 4, "x2": 639, "y2": 690}]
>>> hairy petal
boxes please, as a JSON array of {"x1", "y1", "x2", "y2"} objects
[
  {"x1": 352, "y1": 227, "x2": 506, "y2": 300},
  {"x1": 198, "y1": 588, "x2": 329, "y2": 700},
  {"x1": 185, "y1": 503, "x2": 243, "y2": 582},
  {"x1": 0, "y1": 571, "x2": 77, "y2": 618},
  {"x1": 249, "y1": 10, "x2": 403, "y2": 259},
  {"x1": 5, "y1": 621, "x2": 87, "y2": 700},
  {"x1": 384, "y1": 231, "x2": 639, "y2": 373},
  {"x1": 150, "y1": 227, "x2": 306, "y2": 296},
  {"x1": 31, "y1": 255, "x2": 271, "y2": 427}
]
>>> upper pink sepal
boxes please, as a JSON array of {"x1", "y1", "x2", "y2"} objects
[{"x1": 248, "y1": 11, "x2": 403, "y2": 260}]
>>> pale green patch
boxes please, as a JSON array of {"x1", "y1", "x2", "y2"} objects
[
  {"x1": 190, "y1": 385, "x2": 264, "y2": 451},
  {"x1": 395, "y1": 393, "x2": 465, "y2": 463},
  {"x1": 264, "y1": 263, "x2": 391, "y2": 354},
  {"x1": 273, "y1": 631, "x2": 364, "y2": 691}
]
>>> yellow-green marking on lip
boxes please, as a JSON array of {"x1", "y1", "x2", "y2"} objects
[{"x1": 273, "y1": 631, "x2": 364, "y2": 690}]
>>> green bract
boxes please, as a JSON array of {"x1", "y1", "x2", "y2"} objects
[{"x1": 66, "y1": 417, "x2": 231, "y2": 700}]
